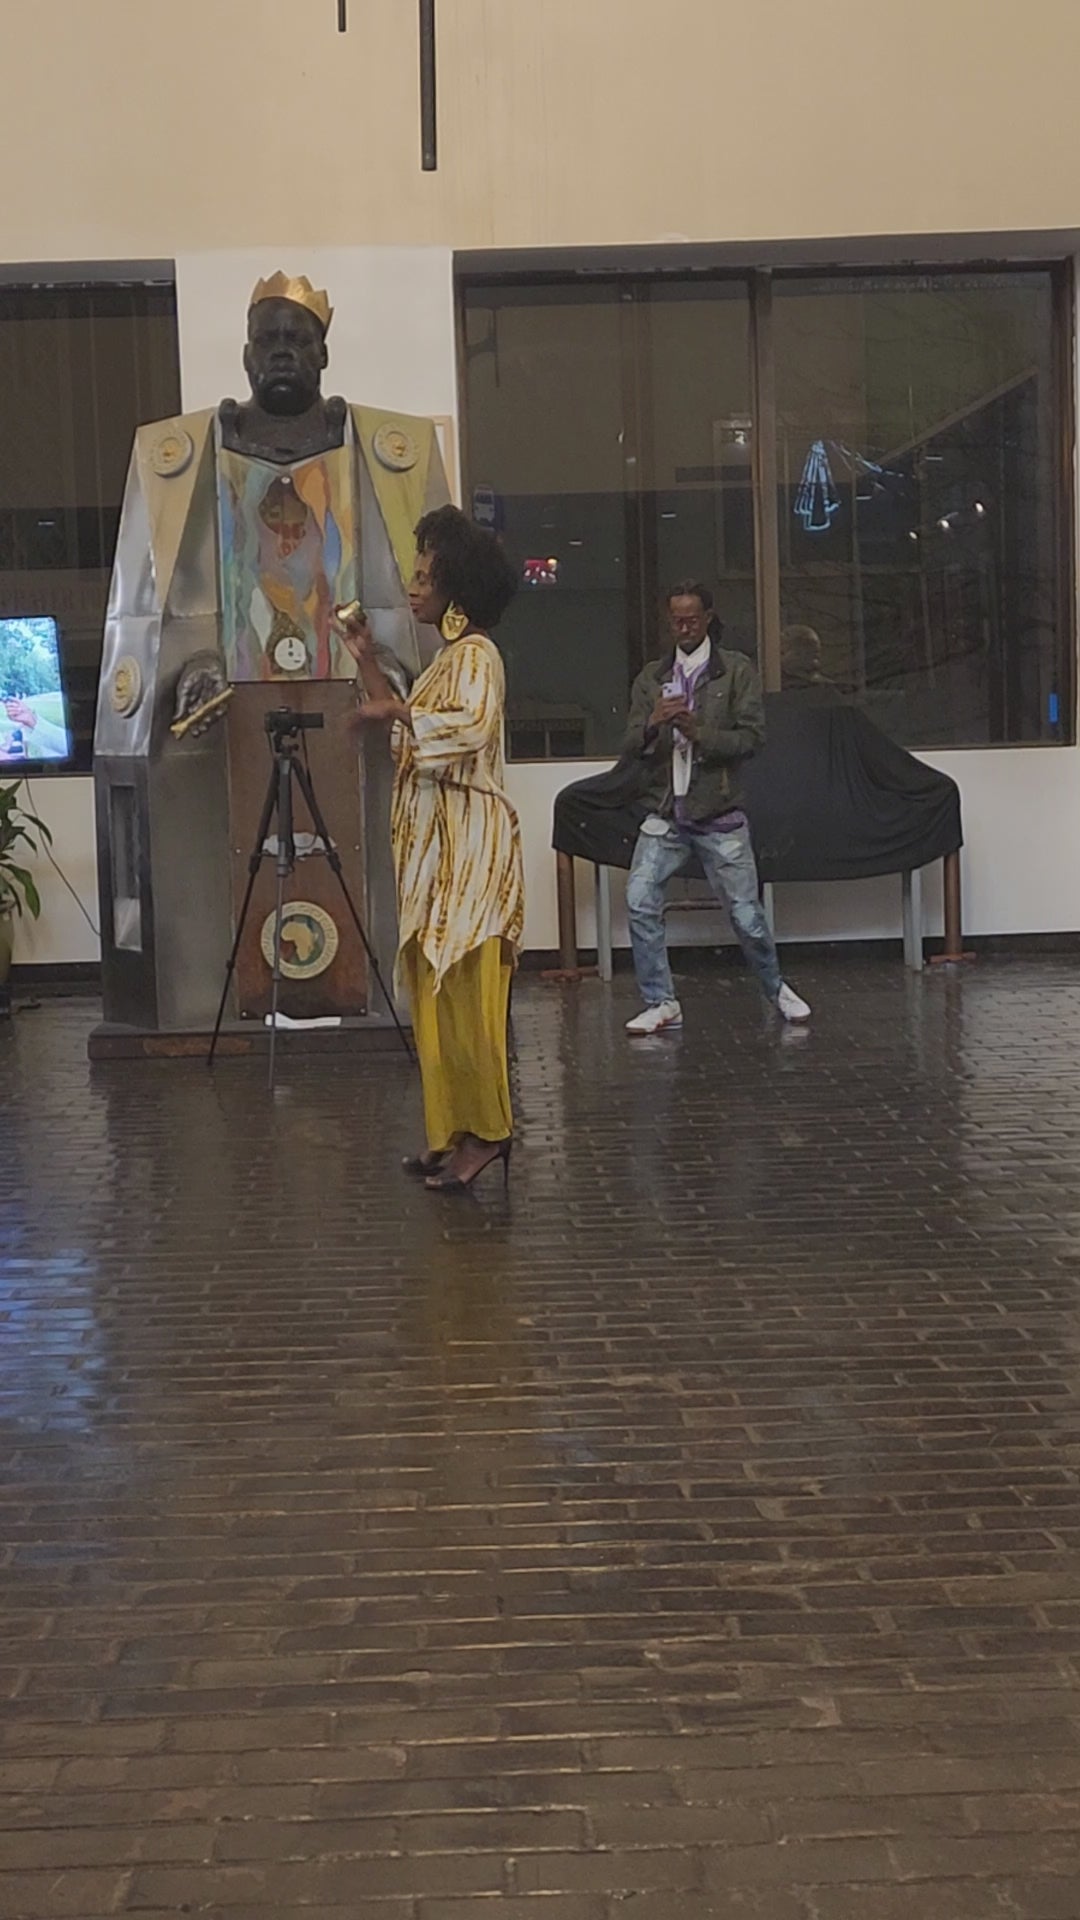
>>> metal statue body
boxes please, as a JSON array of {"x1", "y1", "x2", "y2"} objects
[{"x1": 93, "y1": 273, "x2": 450, "y2": 1034}]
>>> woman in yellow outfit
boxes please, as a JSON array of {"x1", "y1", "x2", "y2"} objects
[{"x1": 336, "y1": 507, "x2": 524, "y2": 1193}]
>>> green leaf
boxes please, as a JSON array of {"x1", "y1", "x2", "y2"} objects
[
  {"x1": 0, "y1": 778, "x2": 50, "y2": 917},
  {"x1": 3, "y1": 863, "x2": 40, "y2": 918}
]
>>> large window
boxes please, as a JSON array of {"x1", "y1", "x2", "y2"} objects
[
  {"x1": 0, "y1": 280, "x2": 181, "y2": 773},
  {"x1": 462, "y1": 280, "x2": 756, "y2": 759},
  {"x1": 461, "y1": 265, "x2": 1073, "y2": 757}
]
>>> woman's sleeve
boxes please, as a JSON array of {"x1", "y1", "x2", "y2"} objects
[
  {"x1": 409, "y1": 640, "x2": 502, "y2": 772},
  {"x1": 372, "y1": 641, "x2": 412, "y2": 702}
]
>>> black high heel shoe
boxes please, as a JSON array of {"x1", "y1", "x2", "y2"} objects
[
  {"x1": 402, "y1": 1149, "x2": 451, "y2": 1177},
  {"x1": 425, "y1": 1138, "x2": 513, "y2": 1194}
]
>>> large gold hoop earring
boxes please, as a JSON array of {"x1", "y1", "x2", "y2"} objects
[{"x1": 440, "y1": 604, "x2": 469, "y2": 642}]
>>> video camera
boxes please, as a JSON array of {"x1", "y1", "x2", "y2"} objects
[{"x1": 264, "y1": 707, "x2": 324, "y2": 743}]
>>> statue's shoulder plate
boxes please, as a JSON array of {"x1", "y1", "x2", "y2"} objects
[{"x1": 134, "y1": 408, "x2": 217, "y2": 481}]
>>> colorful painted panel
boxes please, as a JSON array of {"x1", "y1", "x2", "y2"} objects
[
  {"x1": 351, "y1": 406, "x2": 439, "y2": 589},
  {"x1": 217, "y1": 443, "x2": 359, "y2": 681}
]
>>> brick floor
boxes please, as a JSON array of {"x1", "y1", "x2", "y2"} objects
[{"x1": 1, "y1": 957, "x2": 1080, "y2": 1919}]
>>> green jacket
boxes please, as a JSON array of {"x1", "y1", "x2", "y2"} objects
[{"x1": 623, "y1": 644, "x2": 766, "y2": 823}]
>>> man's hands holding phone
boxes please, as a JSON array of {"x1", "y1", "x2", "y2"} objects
[{"x1": 648, "y1": 692, "x2": 696, "y2": 737}]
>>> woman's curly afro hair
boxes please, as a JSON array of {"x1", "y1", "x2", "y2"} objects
[{"x1": 414, "y1": 505, "x2": 518, "y2": 630}]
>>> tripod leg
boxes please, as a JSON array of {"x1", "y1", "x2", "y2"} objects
[
  {"x1": 266, "y1": 859, "x2": 288, "y2": 1091},
  {"x1": 208, "y1": 755, "x2": 279, "y2": 1069},
  {"x1": 292, "y1": 757, "x2": 413, "y2": 1061},
  {"x1": 266, "y1": 750, "x2": 298, "y2": 1091}
]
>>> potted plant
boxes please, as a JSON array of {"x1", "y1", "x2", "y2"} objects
[{"x1": 0, "y1": 779, "x2": 50, "y2": 1016}]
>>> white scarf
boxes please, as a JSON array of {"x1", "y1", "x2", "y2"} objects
[{"x1": 670, "y1": 636, "x2": 711, "y2": 797}]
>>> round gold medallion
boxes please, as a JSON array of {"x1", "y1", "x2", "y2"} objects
[
  {"x1": 150, "y1": 428, "x2": 194, "y2": 478},
  {"x1": 110, "y1": 655, "x2": 143, "y2": 716},
  {"x1": 260, "y1": 902, "x2": 339, "y2": 981},
  {"x1": 372, "y1": 422, "x2": 419, "y2": 473}
]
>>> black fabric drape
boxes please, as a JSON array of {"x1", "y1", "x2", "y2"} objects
[{"x1": 552, "y1": 694, "x2": 962, "y2": 880}]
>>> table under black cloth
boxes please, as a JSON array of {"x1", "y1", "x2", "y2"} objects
[{"x1": 552, "y1": 693, "x2": 962, "y2": 882}]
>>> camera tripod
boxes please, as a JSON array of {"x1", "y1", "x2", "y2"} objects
[{"x1": 207, "y1": 710, "x2": 411, "y2": 1088}]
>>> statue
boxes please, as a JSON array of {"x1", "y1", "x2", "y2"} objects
[{"x1": 93, "y1": 273, "x2": 451, "y2": 1041}]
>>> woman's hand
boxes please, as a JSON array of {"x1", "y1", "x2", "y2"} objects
[
  {"x1": 331, "y1": 606, "x2": 375, "y2": 665},
  {"x1": 352, "y1": 696, "x2": 410, "y2": 728}
]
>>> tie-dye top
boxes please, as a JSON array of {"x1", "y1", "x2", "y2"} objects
[{"x1": 391, "y1": 632, "x2": 524, "y2": 990}]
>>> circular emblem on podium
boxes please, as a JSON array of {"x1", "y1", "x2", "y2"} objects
[
  {"x1": 150, "y1": 428, "x2": 194, "y2": 478},
  {"x1": 373, "y1": 421, "x2": 419, "y2": 473},
  {"x1": 110, "y1": 655, "x2": 143, "y2": 716},
  {"x1": 260, "y1": 902, "x2": 339, "y2": 980}
]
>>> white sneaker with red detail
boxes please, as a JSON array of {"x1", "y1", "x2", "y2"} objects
[
  {"x1": 625, "y1": 999, "x2": 684, "y2": 1035},
  {"x1": 777, "y1": 982, "x2": 812, "y2": 1022}
]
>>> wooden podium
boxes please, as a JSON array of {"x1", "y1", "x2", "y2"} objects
[{"x1": 225, "y1": 682, "x2": 367, "y2": 1020}]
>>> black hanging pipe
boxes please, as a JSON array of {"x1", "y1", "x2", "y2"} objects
[
  {"x1": 420, "y1": 0, "x2": 437, "y2": 171},
  {"x1": 337, "y1": 0, "x2": 347, "y2": 27}
]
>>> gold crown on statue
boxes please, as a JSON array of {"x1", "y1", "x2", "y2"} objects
[{"x1": 249, "y1": 271, "x2": 333, "y2": 333}]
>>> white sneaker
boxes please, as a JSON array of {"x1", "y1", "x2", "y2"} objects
[
  {"x1": 777, "y1": 982, "x2": 811, "y2": 1023},
  {"x1": 625, "y1": 999, "x2": 683, "y2": 1035}
]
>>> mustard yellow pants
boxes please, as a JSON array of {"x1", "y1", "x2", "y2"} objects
[{"x1": 400, "y1": 936, "x2": 513, "y2": 1151}]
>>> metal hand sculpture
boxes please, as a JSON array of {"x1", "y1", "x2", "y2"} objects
[{"x1": 171, "y1": 652, "x2": 232, "y2": 740}]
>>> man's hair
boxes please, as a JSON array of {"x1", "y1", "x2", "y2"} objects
[{"x1": 666, "y1": 580, "x2": 714, "y2": 612}]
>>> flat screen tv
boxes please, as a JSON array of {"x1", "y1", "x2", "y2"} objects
[{"x1": 0, "y1": 618, "x2": 73, "y2": 770}]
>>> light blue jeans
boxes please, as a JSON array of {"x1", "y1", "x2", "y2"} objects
[{"x1": 627, "y1": 821, "x2": 783, "y2": 1007}]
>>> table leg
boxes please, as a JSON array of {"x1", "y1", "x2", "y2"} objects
[{"x1": 595, "y1": 864, "x2": 613, "y2": 982}]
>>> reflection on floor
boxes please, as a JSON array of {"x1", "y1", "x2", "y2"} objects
[{"x1": 2, "y1": 962, "x2": 1079, "y2": 1917}]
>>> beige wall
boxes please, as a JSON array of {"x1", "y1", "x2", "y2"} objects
[{"x1": 4, "y1": 0, "x2": 1080, "y2": 262}]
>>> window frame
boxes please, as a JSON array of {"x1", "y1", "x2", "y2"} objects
[
  {"x1": 0, "y1": 271, "x2": 181, "y2": 779},
  {"x1": 456, "y1": 256, "x2": 1077, "y2": 761}
]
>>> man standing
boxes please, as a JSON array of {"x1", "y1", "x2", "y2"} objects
[{"x1": 622, "y1": 582, "x2": 810, "y2": 1035}]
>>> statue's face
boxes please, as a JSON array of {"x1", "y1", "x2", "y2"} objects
[{"x1": 244, "y1": 298, "x2": 327, "y2": 415}]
